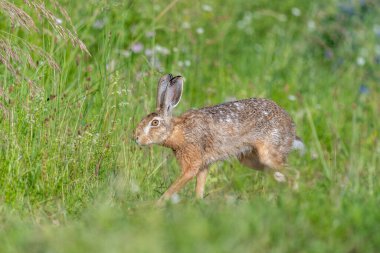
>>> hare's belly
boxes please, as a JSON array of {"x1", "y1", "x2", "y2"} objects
[{"x1": 202, "y1": 132, "x2": 255, "y2": 164}]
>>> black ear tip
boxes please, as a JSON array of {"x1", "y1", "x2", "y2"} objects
[{"x1": 170, "y1": 75, "x2": 184, "y2": 83}]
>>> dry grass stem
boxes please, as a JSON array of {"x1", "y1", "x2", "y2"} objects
[
  {"x1": 0, "y1": 0, "x2": 37, "y2": 31},
  {"x1": 0, "y1": 0, "x2": 90, "y2": 81},
  {"x1": 25, "y1": 0, "x2": 90, "y2": 55}
]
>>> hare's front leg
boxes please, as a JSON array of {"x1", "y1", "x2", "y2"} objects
[{"x1": 158, "y1": 160, "x2": 202, "y2": 204}]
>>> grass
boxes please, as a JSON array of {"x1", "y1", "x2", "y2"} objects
[{"x1": 0, "y1": 0, "x2": 379, "y2": 252}]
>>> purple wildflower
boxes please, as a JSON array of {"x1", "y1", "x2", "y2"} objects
[{"x1": 131, "y1": 43, "x2": 144, "y2": 53}]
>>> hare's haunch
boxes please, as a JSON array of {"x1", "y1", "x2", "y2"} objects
[{"x1": 134, "y1": 74, "x2": 304, "y2": 203}]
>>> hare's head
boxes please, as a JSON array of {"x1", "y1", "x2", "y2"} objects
[{"x1": 134, "y1": 74, "x2": 183, "y2": 146}]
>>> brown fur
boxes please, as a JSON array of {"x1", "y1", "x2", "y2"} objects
[{"x1": 133, "y1": 74, "x2": 301, "y2": 203}]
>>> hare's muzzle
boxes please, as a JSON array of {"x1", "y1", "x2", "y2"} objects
[
  {"x1": 131, "y1": 129, "x2": 140, "y2": 144},
  {"x1": 133, "y1": 129, "x2": 148, "y2": 146},
  {"x1": 134, "y1": 136, "x2": 141, "y2": 145},
  {"x1": 132, "y1": 132, "x2": 140, "y2": 145}
]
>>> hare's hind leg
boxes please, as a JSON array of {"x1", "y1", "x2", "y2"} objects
[
  {"x1": 256, "y1": 142, "x2": 288, "y2": 183},
  {"x1": 238, "y1": 150, "x2": 266, "y2": 171},
  {"x1": 195, "y1": 168, "x2": 209, "y2": 199},
  {"x1": 240, "y1": 142, "x2": 288, "y2": 183}
]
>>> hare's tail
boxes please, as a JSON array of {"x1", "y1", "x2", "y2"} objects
[{"x1": 292, "y1": 136, "x2": 305, "y2": 155}]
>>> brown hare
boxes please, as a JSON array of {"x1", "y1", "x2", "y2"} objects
[{"x1": 134, "y1": 74, "x2": 304, "y2": 203}]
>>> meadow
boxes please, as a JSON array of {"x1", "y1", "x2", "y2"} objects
[{"x1": 0, "y1": 0, "x2": 379, "y2": 252}]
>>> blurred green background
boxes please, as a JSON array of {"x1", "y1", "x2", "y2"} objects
[{"x1": 0, "y1": 0, "x2": 379, "y2": 252}]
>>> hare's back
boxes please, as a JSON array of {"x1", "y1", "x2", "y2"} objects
[
  {"x1": 199, "y1": 98, "x2": 293, "y2": 126},
  {"x1": 196, "y1": 98, "x2": 296, "y2": 144}
]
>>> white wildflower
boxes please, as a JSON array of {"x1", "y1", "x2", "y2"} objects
[
  {"x1": 155, "y1": 45, "x2": 170, "y2": 55},
  {"x1": 145, "y1": 49, "x2": 153, "y2": 56},
  {"x1": 170, "y1": 193, "x2": 180, "y2": 204},
  {"x1": 356, "y1": 57, "x2": 365, "y2": 66},
  {"x1": 202, "y1": 4, "x2": 213, "y2": 12},
  {"x1": 119, "y1": 101, "x2": 129, "y2": 107},
  {"x1": 55, "y1": 17, "x2": 63, "y2": 24},
  {"x1": 93, "y1": 19, "x2": 105, "y2": 29},
  {"x1": 237, "y1": 12, "x2": 252, "y2": 29},
  {"x1": 237, "y1": 12, "x2": 254, "y2": 34},
  {"x1": 121, "y1": 50, "x2": 131, "y2": 58},
  {"x1": 288, "y1": 95, "x2": 296, "y2": 101},
  {"x1": 196, "y1": 27, "x2": 204, "y2": 34},
  {"x1": 178, "y1": 60, "x2": 191, "y2": 68},
  {"x1": 291, "y1": 7, "x2": 301, "y2": 17},
  {"x1": 307, "y1": 20, "x2": 316, "y2": 31},
  {"x1": 182, "y1": 22, "x2": 191, "y2": 29}
]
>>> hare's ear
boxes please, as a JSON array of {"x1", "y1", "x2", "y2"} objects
[
  {"x1": 163, "y1": 76, "x2": 183, "y2": 116},
  {"x1": 156, "y1": 74, "x2": 172, "y2": 110}
]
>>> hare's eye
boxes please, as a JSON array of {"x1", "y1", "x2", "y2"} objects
[{"x1": 151, "y1": 119, "x2": 159, "y2": 126}]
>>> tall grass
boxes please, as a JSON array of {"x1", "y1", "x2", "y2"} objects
[{"x1": 0, "y1": 0, "x2": 379, "y2": 252}]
